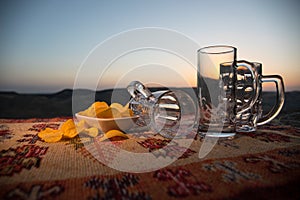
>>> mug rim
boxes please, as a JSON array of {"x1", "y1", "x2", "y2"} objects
[{"x1": 198, "y1": 45, "x2": 236, "y2": 54}]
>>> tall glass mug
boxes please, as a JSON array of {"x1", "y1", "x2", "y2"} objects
[
  {"x1": 197, "y1": 45, "x2": 285, "y2": 137},
  {"x1": 197, "y1": 46, "x2": 256, "y2": 137},
  {"x1": 235, "y1": 61, "x2": 285, "y2": 132}
]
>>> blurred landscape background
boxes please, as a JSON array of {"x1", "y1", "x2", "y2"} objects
[
  {"x1": 0, "y1": 89, "x2": 299, "y2": 128},
  {"x1": 1, "y1": 1, "x2": 299, "y2": 129}
]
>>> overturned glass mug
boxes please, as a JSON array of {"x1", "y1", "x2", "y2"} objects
[
  {"x1": 127, "y1": 81, "x2": 198, "y2": 138},
  {"x1": 197, "y1": 45, "x2": 285, "y2": 137}
]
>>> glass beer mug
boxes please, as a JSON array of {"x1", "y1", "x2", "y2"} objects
[
  {"x1": 127, "y1": 81, "x2": 198, "y2": 138},
  {"x1": 197, "y1": 45, "x2": 285, "y2": 137},
  {"x1": 197, "y1": 45, "x2": 257, "y2": 137},
  {"x1": 235, "y1": 60, "x2": 285, "y2": 132}
]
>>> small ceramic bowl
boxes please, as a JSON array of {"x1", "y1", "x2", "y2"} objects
[{"x1": 75, "y1": 113, "x2": 139, "y2": 133}]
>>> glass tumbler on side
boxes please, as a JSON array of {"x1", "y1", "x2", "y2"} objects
[{"x1": 127, "y1": 81, "x2": 198, "y2": 139}]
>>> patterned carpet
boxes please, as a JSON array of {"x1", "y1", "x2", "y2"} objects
[{"x1": 0, "y1": 118, "x2": 299, "y2": 200}]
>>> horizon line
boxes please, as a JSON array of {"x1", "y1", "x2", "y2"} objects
[{"x1": 0, "y1": 88, "x2": 299, "y2": 95}]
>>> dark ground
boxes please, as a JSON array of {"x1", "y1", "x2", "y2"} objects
[{"x1": 0, "y1": 89, "x2": 299, "y2": 127}]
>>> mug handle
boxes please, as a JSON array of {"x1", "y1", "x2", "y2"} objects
[
  {"x1": 257, "y1": 75, "x2": 285, "y2": 125},
  {"x1": 127, "y1": 81, "x2": 154, "y2": 99},
  {"x1": 236, "y1": 61, "x2": 260, "y2": 115}
]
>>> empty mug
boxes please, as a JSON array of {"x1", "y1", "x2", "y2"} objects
[
  {"x1": 127, "y1": 81, "x2": 197, "y2": 138},
  {"x1": 197, "y1": 45, "x2": 257, "y2": 137},
  {"x1": 235, "y1": 60, "x2": 285, "y2": 132}
]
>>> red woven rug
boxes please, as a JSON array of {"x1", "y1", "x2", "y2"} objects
[{"x1": 0, "y1": 118, "x2": 299, "y2": 199}]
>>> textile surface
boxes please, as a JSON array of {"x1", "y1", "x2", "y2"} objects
[{"x1": 0, "y1": 118, "x2": 299, "y2": 200}]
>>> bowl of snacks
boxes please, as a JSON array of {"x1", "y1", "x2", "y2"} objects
[{"x1": 75, "y1": 102, "x2": 138, "y2": 133}]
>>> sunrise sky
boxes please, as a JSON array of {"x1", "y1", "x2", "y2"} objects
[{"x1": 0, "y1": 0, "x2": 299, "y2": 93}]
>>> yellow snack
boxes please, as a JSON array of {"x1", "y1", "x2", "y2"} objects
[
  {"x1": 38, "y1": 128, "x2": 63, "y2": 143},
  {"x1": 93, "y1": 101, "x2": 109, "y2": 110},
  {"x1": 110, "y1": 103, "x2": 125, "y2": 112},
  {"x1": 124, "y1": 103, "x2": 129, "y2": 109},
  {"x1": 99, "y1": 130, "x2": 129, "y2": 142},
  {"x1": 61, "y1": 119, "x2": 78, "y2": 138},
  {"x1": 83, "y1": 127, "x2": 99, "y2": 137},
  {"x1": 77, "y1": 110, "x2": 89, "y2": 117},
  {"x1": 63, "y1": 128, "x2": 78, "y2": 138},
  {"x1": 121, "y1": 109, "x2": 134, "y2": 117},
  {"x1": 61, "y1": 119, "x2": 75, "y2": 132},
  {"x1": 42, "y1": 131, "x2": 63, "y2": 143},
  {"x1": 79, "y1": 102, "x2": 109, "y2": 117},
  {"x1": 91, "y1": 102, "x2": 109, "y2": 117},
  {"x1": 79, "y1": 106, "x2": 95, "y2": 117},
  {"x1": 110, "y1": 103, "x2": 134, "y2": 117},
  {"x1": 76, "y1": 120, "x2": 89, "y2": 133},
  {"x1": 38, "y1": 119, "x2": 93, "y2": 142},
  {"x1": 96, "y1": 107, "x2": 122, "y2": 118},
  {"x1": 38, "y1": 128, "x2": 55, "y2": 138},
  {"x1": 78, "y1": 106, "x2": 92, "y2": 117},
  {"x1": 74, "y1": 101, "x2": 136, "y2": 140},
  {"x1": 79, "y1": 101, "x2": 135, "y2": 119}
]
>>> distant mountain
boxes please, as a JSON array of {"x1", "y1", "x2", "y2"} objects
[
  {"x1": 0, "y1": 88, "x2": 157, "y2": 118},
  {"x1": 0, "y1": 89, "x2": 299, "y2": 127}
]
